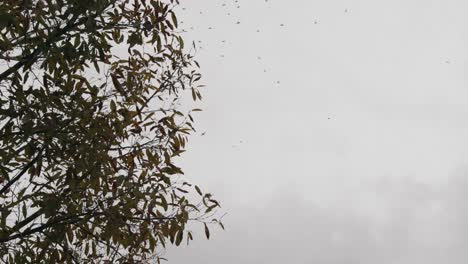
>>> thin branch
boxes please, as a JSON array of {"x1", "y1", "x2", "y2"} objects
[
  {"x1": 0, "y1": 145, "x2": 45, "y2": 196},
  {"x1": 0, "y1": 14, "x2": 84, "y2": 82}
]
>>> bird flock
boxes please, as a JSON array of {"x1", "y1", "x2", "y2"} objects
[{"x1": 177, "y1": 1, "x2": 351, "y2": 140}]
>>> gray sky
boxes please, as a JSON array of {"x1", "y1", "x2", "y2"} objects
[{"x1": 166, "y1": 0, "x2": 468, "y2": 263}]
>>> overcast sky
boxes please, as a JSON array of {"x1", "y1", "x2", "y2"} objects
[{"x1": 166, "y1": 1, "x2": 468, "y2": 263}]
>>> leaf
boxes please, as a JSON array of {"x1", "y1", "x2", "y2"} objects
[
  {"x1": 110, "y1": 100, "x2": 116, "y2": 112},
  {"x1": 175, "y1": 230, "x2": 183, "y2": 246},
  {"x1": 205, "y1": 205, "x2": 216, "y2": 214},
  {"x1": 191, "y1": 88, "x2": 197, "y2": 101},
  {"x1": 67, "y1": 227, "x2": 74, "y2": 243},
  {"x1": 159, "y1": 195, "x2": 168, "y2": 211},
  {"x1": 17, "y1": 188, "x2": 26, "y2": 199},
  {"x1": 149, "y1": 234, "x2": 156, "y2": 251},
  {"x1": 84, "y1": 242, "x2": 89, "y2": 255},
  {"x1": 195, "y1": 185, "x2": 202, "y2": 196},
  {"x1": 170, "y1": 11, "x2": 178, "y2": 28},
  {"x1": 74, "y1": 35, "x2": 81, "y2": 47},
  {"x1": 204, "y1": 223, "x2": 210, "y2": 240},
  {"x1": 178, "y1": 36, "x2": 184, "y2": 50},
  {"x1": 111, "y1": 74, "x2": 125, "y2": 96},
  {"x1": 0, "y1": 9, "x2": 15, "y2": 29},
  {"x1": 22, "y1": 204, "x2": 26, "y2": 218},
  {"x1": 93, "y1": 60, "x2": 100, "y2": 73}
]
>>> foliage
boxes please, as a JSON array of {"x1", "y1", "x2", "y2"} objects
[{"x1": 0, "y1": 0, "x2": 221, "y2": 262}]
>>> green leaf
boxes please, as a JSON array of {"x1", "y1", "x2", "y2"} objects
[
  {"x1": 170, "y1": 11, "x2": 178, "y2": 28},
  {"x1": 175, "y1": 230, "x2": 183, "y2": 246},
  {"x1": 111, "y1": 74, "x2": 125, "y2": 96},
  {"x1": 22, "y1": 204, "x2": 27, "y2": 218},
  {"x1": 110, "y1": 100, "x2": 116, "y2": 112},
  {"x1": 159, "y1": 195, "x2": 168, "y2": 211},
  {"x1": 93, "y1": 60, "x2": 100, "y2": 73}
]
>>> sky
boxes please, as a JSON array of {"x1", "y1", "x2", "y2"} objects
[{"x1": 166, "y1": 0, "x2": 468, "y2": 263}]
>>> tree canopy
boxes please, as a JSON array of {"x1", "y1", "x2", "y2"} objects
[{"x1": 0, "y1": 0, "x2": 221, "y2": 262}]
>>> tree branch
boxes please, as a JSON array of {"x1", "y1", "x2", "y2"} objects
[
  {"x1": 0, "y1": 14, "x2": 84, "y2": 82},
  {"x1": 0, "y1": 145, "x2": 45, "y2": 196}
]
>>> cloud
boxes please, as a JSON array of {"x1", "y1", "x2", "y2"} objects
[{"x1": 166, "y1": 171, "x2": 468, "y2": 264}]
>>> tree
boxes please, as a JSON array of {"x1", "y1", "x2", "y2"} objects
[{"x1": 0, "y1": 0, "x2": 221, "y2": 262}]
